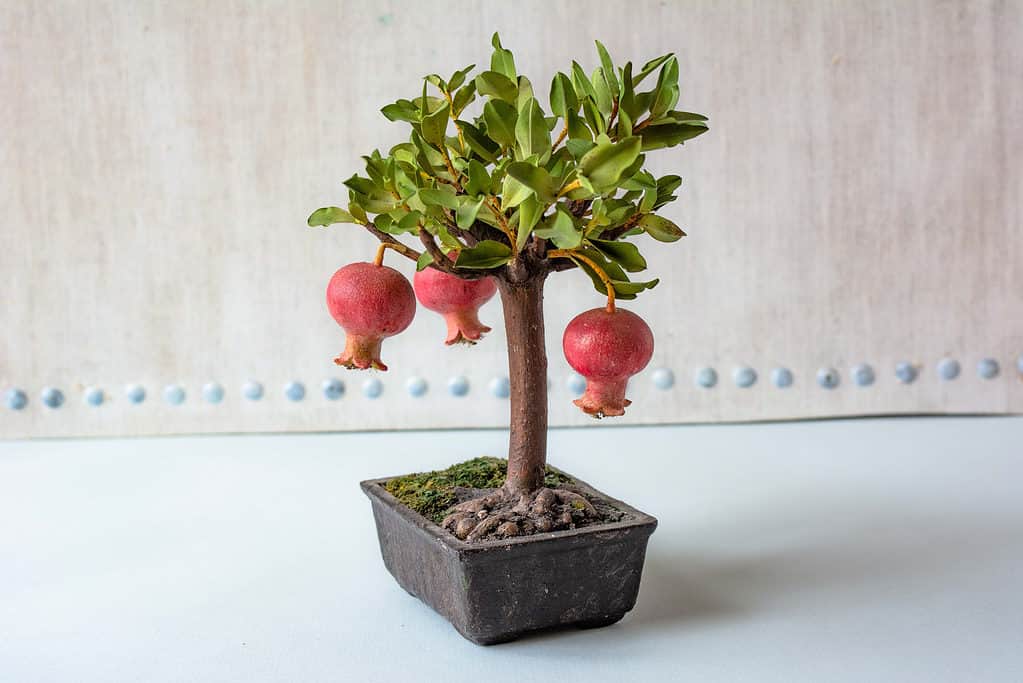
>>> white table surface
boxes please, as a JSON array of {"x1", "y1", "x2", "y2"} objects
[{"x1": 2, "y1": 417, "x2": 1022, "y2": 682}]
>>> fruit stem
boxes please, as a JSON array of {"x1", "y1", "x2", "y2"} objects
[
  {"x1": 548, "y1": 249, "x2": 616, "y2": 313},
  {"x1": 373, "y1": 242, "x2": 403, "y2": 267}
]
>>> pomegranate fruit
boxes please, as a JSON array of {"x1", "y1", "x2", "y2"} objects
[
  {"x1": 562, "y1": 307, "x2": 654, "y2": 417},
  {"x1": 326, "y1": 262, "x2": 416, "y2": 371},
  {"x1": 413, "y1": 265, "x2": 497, "y2": 345}
]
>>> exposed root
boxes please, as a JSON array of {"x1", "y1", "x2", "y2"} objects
[{"x1": 440, "y1": 485, "x2": 606, "y2": 542}]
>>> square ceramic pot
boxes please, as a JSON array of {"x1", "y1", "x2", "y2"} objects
[{"x1": 361, "y1": 472, "x2": 657, "y2": 645}]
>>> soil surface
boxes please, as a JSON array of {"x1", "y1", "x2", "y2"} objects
[
  {"x1": 383, "y1": 457, "x2": 626, "y2": 543},
  {"x1": 441, "y1": 484, "x2": 625, "y2": 541}
]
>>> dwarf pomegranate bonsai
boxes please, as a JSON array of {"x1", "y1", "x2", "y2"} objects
[{"x1": 309, "y1": 35, "x2": 707, "y2": 541}]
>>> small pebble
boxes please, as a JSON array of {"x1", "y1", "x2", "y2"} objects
[
  {"x1": 454, "y1": 518, "x2": 477, "y2": 539},
  {"x1": 497, "y1": 521, "x2": 520, "y2": 537}
]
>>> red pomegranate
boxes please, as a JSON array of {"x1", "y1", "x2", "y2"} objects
[
  {"x1": 326, "y1": 262, "x2": 416, "y2": 371},
  {"x1": 562, "y1": 307, "x2": 654, "y2": 417},
  {"x1": 413, "y1": 265, "x2": 497, "y2": 345}
]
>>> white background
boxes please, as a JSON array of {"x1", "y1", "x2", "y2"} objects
[{"x1": 2, "y1": 0, "x2": 1021, "y2": 438}]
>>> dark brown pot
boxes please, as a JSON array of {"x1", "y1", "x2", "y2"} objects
[{"x1": 360, "y1": 472, "x2": 657, "y2": 645}]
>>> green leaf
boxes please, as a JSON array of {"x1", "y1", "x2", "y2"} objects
[
  {"x1": 419, "y1": 187, "x2": 459, "y2": 210},
  {"x1": 425, "y1": 73, "x2": 446, "y2": 91},
  {"x1": 616, "y1": 106, "x2": 633, "y2": 140},
  {"x1": 456, "y1": 196, "x2": 486, "y2": 229},
  {"x1": 373, "y1": 213, "x2": 406, "y2": 235},
  {"x1": 342, "y1": 174, "x2": 378, "y2": 196},
  {"x1": 611, "y1": 278, "x2": 658, "y2": 298},
  {"x1": 655, "y1": 174, "x2": 682, "y2": 208},
  {"x1": 638, "y1": 214, "x2": 686, "y2": 242},
  {"x1": 534, "y1": 207, "x2": 582, "y2": 249},
  {"x1": 637, "y1": 121, "x2": 708, "y2": 151},
  {"x1": 619, "y1": 169, "x2": 656, "y2": 192},
  {"x1": 490, "y1": 32, "x2": 517, "y2": 79},
  {"x1": 482, "y1": 99, "x2": 517, "y2": 148},
  {"x1": 393, "y1": 164, "x2": 417, "y2": 198},
  {"x1": 632, "y1": 53, "x2": 673, "y2": 87},
  {"x1": 514, "y1": 97, "x2": 550, "y2": 160},
  {"x1": 564, "y1": 110, "x2": 592, "y2": 143},
  {"x1": 455, "y1": 239, "x2": 513, "y2": 269},
  {"x1": 516, "y1": 75, "x2": 535, "y2": 110},
  {"x1": 398, "y1": 210, "x2": 423, "y2": 232},
  {"x1": 594, "y1": 40, "x2": 620, "y2": 98},
  {"x1": 570, "y1": 247, "x2": 629, "y2": 299},
  {"x1": 589, "y1": 238, "x2": 647, "y2": 272},
  {"x1": 549, "y1": 72, "x2": 578, "y2": 118},
  {"x1": 649, "y1": 56, "x2": 679, "y2": 119},
  {"x1": 447, "y1": 64, "x2": 476, "y2": 91},
  {"x1": 307, "y1": 206, "x2": 357, "y2": 227},
  {"x1": 410, "y1": 130, "x2": 445, "y2": 170},
  {"x1": 416, "y1": 251, "x2": 435, "y2": 271},
  {"x1": 500, "y1": 173, "x2": 533, "y2": 211},
  {"x1": 515, "y1": 195, "x2": 543, "y2": 251},
  {"x1": 428, "y1": 223, "x2": 462, "y2": 250},
  {"x1": 620, "y1": 61, "x2": 640, "y2": 119},
  {"x1": 575, "y1": 248, "x2": 659, "y2": 300},
  {"x1": 577, "y1": 136, "x2": 642, "y2": 193},
  {"x1": 640, "y1": 187, "x2": 657, "y2": 212},
  {"x1": 505, "y1": 161, "x2": 556, "y2": 203},
  {"x1": 451, "y1": 81, "x2": 477, "y2": 116},
  {"x1": 348, "y1": 202, "x2": 368, "y2": 224},
  {"x1": 475, "y1": 70, "x2": 518, "y2": 102},
  {"x1": 465, "y1": 159, "x2": 491, "y2": 197},
  {"x1": 381, "y1": 100, "x2": 420, "y2": 123},
  {"x1": 421, "y1": 101, "x2": 450, "y2": 147},
  {"x1": 591, "y1": 68, "x2": 614, "y2": 116},
  {"x1": 571, "y1": 60, "x2": 598, "y2": 102},
  {"x1": 457, "y1": 121, "x2": 500, "y2": 163},
  {"x1": 581, "y1": 98, "x2": 606, "y2": 136},
  {"x1": 662, "y1": 110, "x2": 709, "y2": 123}
]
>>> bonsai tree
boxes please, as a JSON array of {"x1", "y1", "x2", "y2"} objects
[{"x1": 310, "y1": 35, "x2": 707, "y2": 541}]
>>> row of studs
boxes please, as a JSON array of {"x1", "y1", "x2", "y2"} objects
[
  {"x1": 2, "y1": 376, "x2": 508, "y2": 410},
  {"x1": 4, "y1": 357, "x2": 1018, "y2": 411},
  {"x1": 659, "y1": 357, "x2": 1013, "y2": 391}
]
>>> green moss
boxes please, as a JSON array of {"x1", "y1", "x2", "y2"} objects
[{"x1": 383, "y1": 457, "x2": 572, "y2": 523}]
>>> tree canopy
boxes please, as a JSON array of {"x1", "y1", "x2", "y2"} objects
[{"x1": 309, "y1": 34, "x2": 708, "y2": 301}]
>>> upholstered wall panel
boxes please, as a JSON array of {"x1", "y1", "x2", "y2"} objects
[{"x1": 2, "y1": 0, "x2": 1021, "y2": 438}]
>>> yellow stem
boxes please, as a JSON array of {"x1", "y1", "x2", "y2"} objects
[
  {"x1": 374, "y1": 242, "x2": 404, "y2": 267},
  {"x1": 443, "y1": 91, "x2": 466, "y2": 153},
  {"x1": 548, "y1": 249, "x2": 616, "y2": 312},
  {"x1": 557, "y1": 179, "x2": 582, "y2": 199},
  {"x1": 439, "y1": 147, "x2": 463, "y2": 192},
  {"x1": 485, "y1": 195, "x2": 517, "y2": 252},
  {"x1": 551, "y1": 123, "x2": 568, "y2": 152}
]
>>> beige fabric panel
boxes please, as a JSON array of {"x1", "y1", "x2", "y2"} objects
[{"x1": 1, "y1": 0, "x2": 1021, "y2": 438}]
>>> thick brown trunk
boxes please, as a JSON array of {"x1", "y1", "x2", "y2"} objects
[{"x1": 498, "y1": 274, "x2": 548, "y2": 495}]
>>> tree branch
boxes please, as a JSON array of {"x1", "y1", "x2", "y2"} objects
[
  {"x1": 598, "y1": 212, "x2": 644, "y2": 241},
  {"x1": 365, "y1": 224, "x2": 422, "y2": 262},
  {"x1": 418, "y1": 228, "x2": 490, "y2": 280}
]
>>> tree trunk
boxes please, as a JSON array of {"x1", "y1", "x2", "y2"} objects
[{"x1": 498, "y1": 274, "x2": 548, "y2": 495}]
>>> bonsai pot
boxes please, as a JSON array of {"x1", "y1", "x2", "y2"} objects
[{"x1": 361, "y1": 472, "x2": 657, "y2": 645}]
